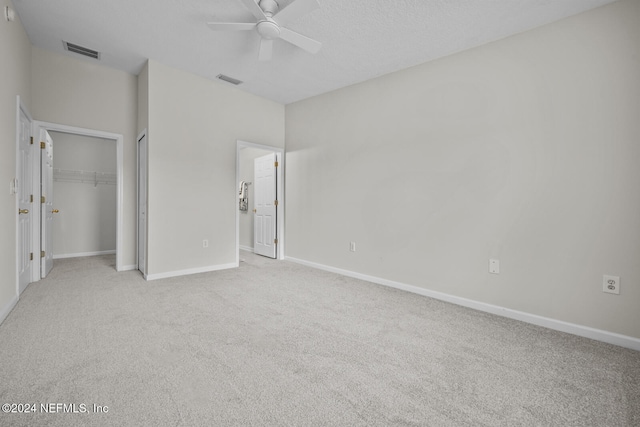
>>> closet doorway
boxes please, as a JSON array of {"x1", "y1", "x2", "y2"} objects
[
  {"x1": 32, "y1": 121, "x2": 124, "y2": 274},
  {"x1": 49, "y1": 131, "x2": 117, "y2": 260}
]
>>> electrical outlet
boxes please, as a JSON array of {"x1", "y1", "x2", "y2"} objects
[
  {"x1": 203, "y1": 239, "x2": 209, "y2": 248},
  {"x1": 603, "y1": 275, "x2": 620, "y2": 295},
  {"x1": 350, "y1": 242, "x2": 356, "y2": 252},
  {"x1": 489, "y1": 259, "x2": 500, "y2": 274}
]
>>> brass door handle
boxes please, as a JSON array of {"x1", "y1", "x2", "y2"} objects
[
  {"x1": 52, "y1": 209, "x2": 59, "y2": 213},
  {"x1": 19, "y1": 209, "x2": 29, "y2": 214},
  {"x1": 253, "y1": 209, "x2": 257, "y2": 213}
]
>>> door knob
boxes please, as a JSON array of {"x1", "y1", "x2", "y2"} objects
[
  {"x1": 52, "y1": 209, "x2": 59, "y2": 213},
  {"x1": 253, "y1": 209, "x2": 257, "y2": 213},
  {"x1": 19, "y1": 209, "x2": 29, "y2": 214}
]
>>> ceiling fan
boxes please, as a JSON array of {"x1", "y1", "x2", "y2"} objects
[{"x1": 207, "y1": 0, "x2": 321, "y2": 61}]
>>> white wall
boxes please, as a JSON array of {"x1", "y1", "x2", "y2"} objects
[
  {"x1": 31, "y1": 47, "x2": 138, "y2": 268},
  {"x1": 145, "y1": 60, "x2": 284, "y2": 277},
  {"x1": 285, "y1": 0, "x2": 640, "y2": 339},
  {"x1": 50, "y1": 132, "x2": 117, "y2": 257},
  {"x1": 239, "y1": 147, "x2": 273, "y2": 250},
  {"x1": 0, "y1": 0, "x2": 32, "y2": 321}
]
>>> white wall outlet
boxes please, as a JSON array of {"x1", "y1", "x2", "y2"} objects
[
  {"x1": 203, "y1": 239, "x2": 209, "y2": 248},
  {"x1": 489, "y1": 259, "x2": 500, "y2": 274},
  {"x1": 603, "y1": 275, "x2": 620, "y2": 295},
  {"x1": 350, "y1": 242, "x2": 356, "y2": 252}
]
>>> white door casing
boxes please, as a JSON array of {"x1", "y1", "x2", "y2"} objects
[
  {"x1": 137, "y1": 132, "x2": 147, "y2": 276},
  {"x1": 254, "y1": 152, "x2": 277, "y2": 258},
  {"x1": 17, "y1": 104, "x2": 32, "y2": 293},
  {"x1": 40, "y1": 130, "x2": 54, "y2": 278}
]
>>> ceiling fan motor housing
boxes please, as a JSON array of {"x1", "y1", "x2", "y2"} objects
[{"x1": 259, "y1": 0, "x2": 279, "y2": 16}]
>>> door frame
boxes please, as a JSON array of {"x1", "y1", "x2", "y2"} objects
[
  {"x1": 136, "y1": 129, "x2": 147, "y2": 277},
  {"x1": 236, "y1": 140, "x2": 284, "y2": 264},
  {"x1": 32, "y1": 121, "x2": 124, "y2": 273},
  {"x1": 15, "y1": 96, "x2": 33, "y2": 293}
]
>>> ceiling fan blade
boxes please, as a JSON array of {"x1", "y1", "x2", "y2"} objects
[
  {"x1": 279, "y1": 27, "x2": 321, "y2": 54},
  {"x1": 273, "y1": 0, "x2": 320, "y2": 26},
  {"x1": 206, "y1": 22, "x2": 256, "y2": 31},
  {"x1": 239, "y1": 0, "x2": 267, "y2": 21},
  {"x1": 258, "y1": 39, "x2": 273, "y2": 61}
]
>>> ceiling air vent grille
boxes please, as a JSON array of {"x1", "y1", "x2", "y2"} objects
[
  {"x1": 63, "y1": 41, "x2": 100, "y2": 60},
  {"x1": 216, "y1": 74, "x2": 243, "y2": 85}
]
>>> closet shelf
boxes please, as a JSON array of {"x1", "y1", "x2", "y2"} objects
[{"x1": 53, "y1": 168, "x2": 116, "y2": 186}]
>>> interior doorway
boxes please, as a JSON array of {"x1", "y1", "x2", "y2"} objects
[
  {"x1": 32, "y1": 121, "x2": 124, "y2": 274},
  {"x1": 236, "y1": 140, "x2": 284, "y2": 264}
]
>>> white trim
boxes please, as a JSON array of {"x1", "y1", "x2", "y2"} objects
[
  {"x1": 235, "y1": 140, "x2": 285, "y2": 266},
  {"x1": 0, "y1": 295, "x2": 19, "y2": 326},
  {"x1": 54, "y1": 250, "x2": 116, "y2": 259},
  {"x1": 136, "y1": 129, "x2": 147, "y2": 276},
  {"x1": 145, "y1": 262, "x2": 238, "y2": 281},
  {"x1": 120, "y1": 264, "x2": 138, "y2": 272},
  {"x1": 239, "y1": 245, "x2": 254, "y2": 253},
  {"x1": 286, "y1": 256, "x2": 640, "y2": 352},
  {"x1": 32, "y1": 121, "x2": 124, "y2": 272}
]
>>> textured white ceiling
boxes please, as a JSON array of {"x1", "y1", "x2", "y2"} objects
[{"x1": 12, "y1": 0, "x2": 618, "y2": 104}]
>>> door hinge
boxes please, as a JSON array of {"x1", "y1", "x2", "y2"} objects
[
  {"x1": 41, "y1": 196, "x2": 45, "y2": 203},
  {"x1": 30, "y1": 194, "x2": 33, "y2": 203},
  {"x1": 41, "y1": 251, "x2": 45, "y2": 258},
  {"x1": 30, "y1": 136, "x2": 34, "y2": 145},
  {"x1": 30, "y1": 253, "x2": 33, "y2": 261},
  {"x1": 274, "y1": 238, "x2": 278, "y2": 244},
  {"x1": 274, "y1": 161, "x2": 278, "y2": 167},
  {"x1": 40, "y1": 141, "x2": 45, "y2": 149},
  {"x1": 274, "y1": 200, "x2": 278, "y2": 207}
]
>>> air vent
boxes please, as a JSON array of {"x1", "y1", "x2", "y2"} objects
[
  {"x1": 63, "y1": 41, "x2": 100, "y2": 60},
  {"x1": 216, "y1": 74, "x2": 243, "y2": 85}
]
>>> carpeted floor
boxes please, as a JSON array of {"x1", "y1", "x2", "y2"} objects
[{"x1": 0, "y1": 252, "x2": 638, "y2": 426}]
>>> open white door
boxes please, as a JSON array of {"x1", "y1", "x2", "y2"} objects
[
  {"x1": 254, "y1": 152, "x2": 277, "y2": 258},
  {"x1": 17, "y1": 105, "x2": 32, "y2": 293},
  {"x1": 40, "y1": 130, "x2": 54, "y2": 278},
  {"x1": 137, "y1": 132, "x2": 147, "y2": 276}
]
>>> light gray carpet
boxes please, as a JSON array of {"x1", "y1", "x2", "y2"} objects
[{"x1": 0, "y1": 253, "x2": 638, "y2": 426}]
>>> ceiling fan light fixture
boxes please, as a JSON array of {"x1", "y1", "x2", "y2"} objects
[{"x1": 256, "y1": 20, "x2": 280, "y2": 39}]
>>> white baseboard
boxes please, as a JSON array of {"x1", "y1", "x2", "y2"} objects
[
  {"x1": 285, "y1": 256, "x2": 640, "y2": 352},
  {"x1": 145, "y1": 262, "x2": 238, "y2": 281},
  {"x1": 119, "y1": 264, "x2": 137, "y2": 272},
  {"x1": 239, "y1": 245, "x2": 254, "y2": 253},
  {"x1": 0, "y1": 295, "x2": 19, "y2": 326},
  {"x1": 54, "y1": 250, "x2": 116, "y2": 259}
]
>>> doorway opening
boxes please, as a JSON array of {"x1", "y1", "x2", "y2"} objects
[
  {"x1": 32, "y1": 121, "x2": 124, "y2": 275},
  {"x1": 236, "y1": 140, "x2": 284, "y2": 264}
]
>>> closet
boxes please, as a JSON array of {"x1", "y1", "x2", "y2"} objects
[{"x1": 50, "y1": 131, "x2": 117, "y2": 258}]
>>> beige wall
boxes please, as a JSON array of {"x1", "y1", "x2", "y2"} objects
[
  {"x1": 285, "y1": 0, "x2": 640, "y2": 338},
  {"x1": 0, "y1": 0, "x2": 32, "y2": 319},
  {"x1": 31, "y1": 47, "x2": 138, "y2": 268},
  {"x1": 146, "y1": 60, "x2": 284, "y2": 276},
  {"x1": 137, "y1": 61, "x2": 149, "y2": 136}
]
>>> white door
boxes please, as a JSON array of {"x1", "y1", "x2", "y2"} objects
[
  {"x1": 40, "y1": 130, "x2": 54, "y2": 278},
  {"x1": 254, "y1": 153, "x2": 277, "y2": 258},
  {"x1": 17, "y1": 107, "x2": 32, "y2": 293},
  {"x1": 137, "y1": 133, "x2": 147, "y2": 275}
]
